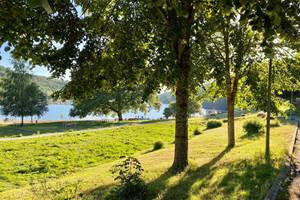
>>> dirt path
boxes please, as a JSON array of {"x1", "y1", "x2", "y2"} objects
[{"x1": 288, "y1": 127, "x2": 300, "y2": 199}]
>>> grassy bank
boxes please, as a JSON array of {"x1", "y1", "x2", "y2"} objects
[{"x1": 0, "y1": 115, "x2": 295, "y2": 199}]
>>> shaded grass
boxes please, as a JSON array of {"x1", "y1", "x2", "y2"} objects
[{"x1": 0, "y1": 116, "x2": 295, "y2": 199}]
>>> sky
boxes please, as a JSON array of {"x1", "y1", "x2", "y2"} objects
[{"x1": 0, "y1": 45, "x2": 52, "y2": 77}]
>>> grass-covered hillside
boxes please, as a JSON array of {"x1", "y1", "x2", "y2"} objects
[
  {"x1": 0, "y1": 114, "x2": 295, "y2": 199},
  {"x1": 0, "y1": 65, "x2": 66, "y2": 97}
]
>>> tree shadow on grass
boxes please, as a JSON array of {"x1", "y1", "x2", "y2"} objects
[
  {"x1": 147, "y1": 147, "x2": 231, "y2": 200},
  {"x1": 239, "y1": 131, "x2": 264, "y2": 140},
  {"x1": 79, "y1": 183, "x2": 114, "y2": 200},
  {"x1": 147, "y1": 150, "x2": 278, "y2": 200}
]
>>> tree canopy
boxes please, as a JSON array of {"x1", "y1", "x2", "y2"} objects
[
  {"x1": 0, "y1": 60, "x2": 48, "y2": 125},
  {"x1": 70, "y1": 87, "x2": 161, "y2": 121}
]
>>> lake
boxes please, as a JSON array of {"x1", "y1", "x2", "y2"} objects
[
  {"x1": 0, "y1": 104, "x2": 170, "y2": 122},
  {"x1": 0, "y1": 104, "x2": 225, "y2": 122}
]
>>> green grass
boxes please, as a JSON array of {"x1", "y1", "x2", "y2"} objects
[
  {"x1": 0, "y1": 120, "x2": 202, "y2": 192},
  {"x1": 0, "y1": 116, "x2": 295, "y2": 200},
  {"x1": 0, "y1": 120, "x2": 168, "y2": 138}
]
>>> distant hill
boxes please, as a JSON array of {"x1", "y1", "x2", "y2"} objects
[
  {"x1": 159, "y1": 91, "x2": 227, "y2": 110},
  {"x1": 0, "y1": 65, "x2": 66, "y2": 99}
]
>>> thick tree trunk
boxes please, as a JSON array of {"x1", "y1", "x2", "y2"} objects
[
  {"x1": 227, "y1": 95, "x2": 235, "y2": 148},
  {"x1": 266, "y1": 57, "x2": 272, "y2": 160},
  {"x1": 117, "y1": 112, "x2": 123, "y2": 121},
  {"x1": 173, "y1": 75, "x2": 189, "y2": 171}
]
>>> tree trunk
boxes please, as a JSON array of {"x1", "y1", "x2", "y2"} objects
[
  {"x1": 266, "y1": 57, "x2": 272, "y2": 160},
  {"x1": 173, "y1": 75, "x2": 189, "y2": 171},
  {"x1": 117, "y1": 112, "x2": 123, "y2": 121},
  {"x1": 223, "y1": 26, "x2": 235, "y2": 148},
  {"x1": 21, "y1": 115, "x2": 24, "y2": 127},
  {"x1": 227, "y1": 95, "x2": 235, "y2": 148}
]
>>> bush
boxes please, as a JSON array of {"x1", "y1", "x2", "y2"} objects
[
  {"x1": 153, "y1": 141, "x2": 164, "y2": 151},
  {"x1": 222, "y1": 119, "x2": 228, "y2": 123},
  {"x1": 270, "y1": 119, "x2": 280, "y2": 127},
  {"x1": 111, "y1": 157, "x2": 147, "y2": 200},
  {"x1": 193, "y1": 128, "x2": 202, "y2": 135},
  {"x1": 243, "y1": 120, "x2": 264, "y2": 136},
  {"x1": 206, "y1": 120, "x2": 222, "y2": 129}
]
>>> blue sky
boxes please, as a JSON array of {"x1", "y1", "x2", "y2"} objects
[{"x1": 0, "y1": 44, "x2": 51, "y2": 77}]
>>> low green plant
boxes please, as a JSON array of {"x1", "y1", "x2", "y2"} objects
[
  {"x1": 193, "y1": 128, "x2": 202, "y2": 135},
  {"x1": 243, "y1": 120, "x2": 264, "y2": 136},
  {"x1": 222, "y1": 119, "x2": 228, "y2": 123},
  {"x1": 110, "y1": 157, "x2": 148, "y2": 200},
  {"x1": 153, "y1": 141, "x2": 164, "y2": 151},
  {"x1": 206, "y1": 120, "x2": 222, "y2": 129}
]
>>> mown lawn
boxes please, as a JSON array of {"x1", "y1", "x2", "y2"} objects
[{"x1": 0, "y1": 115, "x2": 295, "y2": 200}]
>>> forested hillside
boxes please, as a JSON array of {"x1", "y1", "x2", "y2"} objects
[{"x1": 0, "y1": 65, "x2": 66, "y2": 97}]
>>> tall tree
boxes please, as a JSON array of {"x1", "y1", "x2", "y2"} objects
[
  {"x1": 200, "y1": 4, "x2": 259, "y2": 148},
  {"x1": 0, "y1": 61, "x2": 48, "y2": 126},
  {"x1": 70, "y1": 87, "x2": 160, "y2": 121},
  {"x1": 0, "y1": 0, "x2": 209, "y2": 171}
]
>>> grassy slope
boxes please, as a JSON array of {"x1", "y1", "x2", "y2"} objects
[{"x1": 0, "y1": 116, "x2": 295, "y2": 200}]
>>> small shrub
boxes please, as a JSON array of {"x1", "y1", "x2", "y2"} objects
[
  {"x1": 153, "y1": 141, "x2": 164, "y2": 151},
  {"x1": 110, "y1": 157, "x2": 148, "y2": 200},
  {"x1": 206, "y1": 120, "x2": 222, "y2": 129},
  {"x1": 243, "y1": 120, "x2": 264, "y2": 136},
  {"x1": 222, "y1": 119, "x2": 228, "y2": 123},
  {"x1": 193, "y1": 128, "x2": 202, "y2": 135},
  {"x1": 270, "y1": 119, "x2": 280, "y2": 127}
]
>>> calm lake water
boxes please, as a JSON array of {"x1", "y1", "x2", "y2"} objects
[
  {"x1": 0, "y1": 104, "x2": 224, "y2": 122},
  {"x1": 0, "y1": 104, "x2": 170, "y2": 121}
]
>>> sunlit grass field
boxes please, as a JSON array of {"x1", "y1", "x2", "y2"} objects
[{"x1": 0, "y1": 115, "x2": 295, "y2": 200}]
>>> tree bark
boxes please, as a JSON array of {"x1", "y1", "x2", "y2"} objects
[
  {"x1": 21, "y1": 115, "x2": 24, "y2": 127},
  {"x1": 223, "y1": 26, "x2": 235, "y2": 148},
  {"x1": 173, "y1": 73, "x2": 189, "y2": 171},
  {"x1": 227, "y1": 95, "x2": 235, "y2": 148},
  {"x1": 266, "y1": 57, "x2": 272, "y2": 160},
  {"x1": 117, "y1": 112, "x2": 123, "y2": 121}
]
